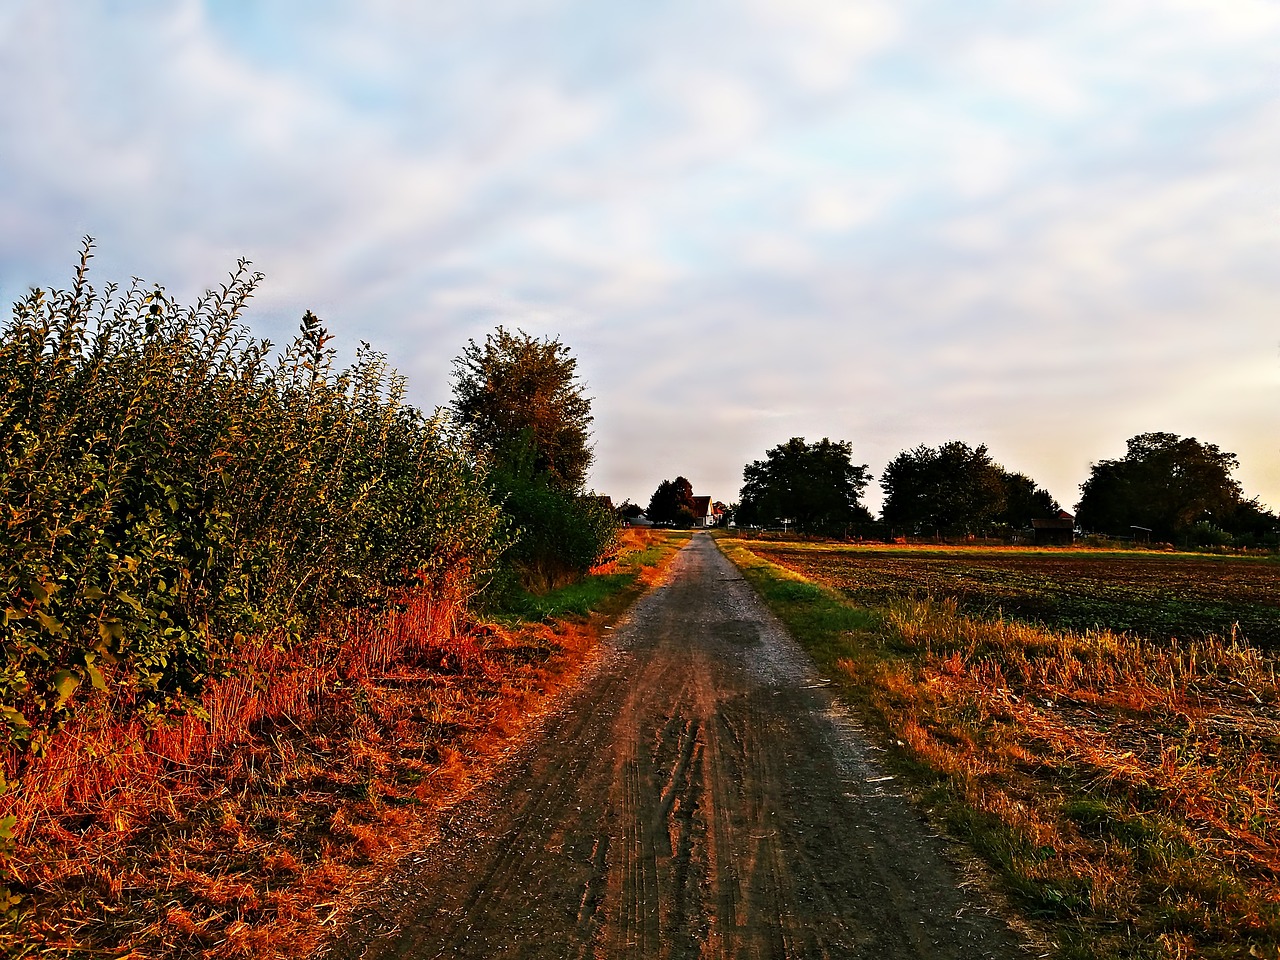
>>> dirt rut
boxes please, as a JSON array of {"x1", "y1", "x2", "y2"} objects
[{"x1": 330, "y1": 533, "x2": 1027, "y2": 959}]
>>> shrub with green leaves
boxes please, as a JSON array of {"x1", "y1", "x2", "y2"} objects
[
  {"x1": 482, "y1": 438, "x2": 618, "y2": 599},
  {"x1": 0, "y1": 240, "x2": 506, "y2": 758}
]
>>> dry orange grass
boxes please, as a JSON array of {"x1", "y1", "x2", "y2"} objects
[
  {"x1": 593, "y1": 527, "x2": 685, "y2": 589},
  {"x1": 720, "y1": 537, "x2": 1280, "y2": 958},
  {"x1": 1, "y1": 530, "x2": 683, "y2": 959},
  {"x1": 844, "y1": 601, "x2": 1280, "y2": 957}
]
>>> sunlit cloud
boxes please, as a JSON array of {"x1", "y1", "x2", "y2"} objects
[{"x1": 1, "y1": 0, "x2": 1276, "y2": 513}]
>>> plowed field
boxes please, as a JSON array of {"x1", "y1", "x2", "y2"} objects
[{"x1": 744, "y1": 544, "x2": 1280, "y2": 646}]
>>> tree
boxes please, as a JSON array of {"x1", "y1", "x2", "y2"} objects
[
  {"x1": 451, "y1": 326, "x2": 593, "y2": 492},
  {"x1": 647, "y1": 476, "x2": 696, "y2": 526},
  {"x1": 485, "y1": 441, "x2": 616, "y2": 593},
  {"x1": 880, "y1": 441, "x2": 1058, "y2": 533},
  {"x1": 1075, "y1": 432, "x2": 1244, "y2": 540},
  {"x1": 999, "y1": 472, "x2": 1061, "y2": 527},
  {"x1": 1226, "y1": 497, "x2": 1280, "y2": 546},
  {"x1": 616, "y1": 499, "x2": 645, "y2": 521},
  {"x1": 738, "y1": 438, "x2": 872, "y2": 535},
  {"x1": 880, "y1": 442, "x2": 1007, "y2": 532},
  {"x1": 450, "y1": 327, "x2": 613, "y2": 598}
]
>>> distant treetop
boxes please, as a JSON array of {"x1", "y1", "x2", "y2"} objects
[
  {"x1": 1075, "y1": 432, "x2": 1250, "y2": 541},
  {"x1": 450, "y1": 326, "x2": 594, "y2": 492},
  {"x1": 880, "y1": 441, "x2": 1058, "y2": 533},
  {"x1": 647, "y1": 476, "x2": 697, "y2": 526},
  {"x1": 738, "y1": 437, "x2": 872, "y2": 535}
]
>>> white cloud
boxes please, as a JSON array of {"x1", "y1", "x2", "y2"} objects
[
  {"x1": 802, "y1": 185, "x2": 892, "y2": 234},
  {"x1": 0, "y1": 0, "x2": 1276, "y2": 511},
  {"x1": 958, "y1": 36, "x2": 1090, "y2": 116},
  {"x1": 747, "y1": 0, "x2": 901, "y2": 91}
]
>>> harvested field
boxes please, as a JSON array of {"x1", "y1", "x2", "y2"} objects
[
  {"x1": 720, "y1": 536, "x2": 1280, "y2": 959},
  {"x1": 745, "y1": 543, "x2": 1280, "y2": 646}
]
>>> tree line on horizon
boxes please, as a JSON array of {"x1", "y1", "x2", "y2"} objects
[{"x1": 643, "y1": 433, "x2": 1276, "y2": 546}]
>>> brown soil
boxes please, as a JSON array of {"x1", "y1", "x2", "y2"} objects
[{"x1": 326, "y1": 533, "x2": 1028, "y2": 959}]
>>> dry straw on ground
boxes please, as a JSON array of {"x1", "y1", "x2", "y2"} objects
[
  {"x1": 729, "y1": 538, "x2": 1280, "y2": 959},
  {"x1": 2, "y1": 529, "x2": 679, "y2": 959}
]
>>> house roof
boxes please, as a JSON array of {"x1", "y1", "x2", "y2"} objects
[{"x1": 690, "y1": 496, "x2": 712, "y2": 518}]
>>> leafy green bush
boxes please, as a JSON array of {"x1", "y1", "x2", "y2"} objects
[
  {"x1": 0, "y1": 241, "x2": 505, "y2": 758},
  {"x1": 481, "y1": 440, "x2": 617, "y2": 600},
  {"x1": 1188, "y1": 521, "x2": 1232, "y2": 548},
  {"x1": 446, "y1": 326, "x2": 615, "y2": 601}
]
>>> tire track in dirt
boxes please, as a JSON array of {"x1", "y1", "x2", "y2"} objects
[{"x1": 329, "y1": 534, "x2": 1028, "y2": 959}]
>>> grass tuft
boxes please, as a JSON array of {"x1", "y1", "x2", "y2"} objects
[{"x1": 496, "y1": 528, "x2": 689, "y2": 622}]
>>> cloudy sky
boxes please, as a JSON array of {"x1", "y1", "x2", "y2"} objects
[{"x1": 2, "y1": 0, "x2": 1276, "y2": 513}]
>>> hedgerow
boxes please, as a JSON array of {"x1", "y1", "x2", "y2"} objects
[{"x1": 0, "y1": 241, "x2": 505, "y2": 865}]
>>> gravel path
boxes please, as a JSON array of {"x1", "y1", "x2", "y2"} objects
[{"x1": 328, "y1": 533, "x2": 1028, "y2": 959}]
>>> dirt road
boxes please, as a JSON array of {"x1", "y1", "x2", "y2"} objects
[{"x1": 330, "y1": 533, "x2": 1027, "y2": 959}]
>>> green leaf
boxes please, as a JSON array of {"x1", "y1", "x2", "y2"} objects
[
  {"x1": 35, "y1": 610, "x2": 65, "y2": 636},
  {"x1": 0, "y1": 885, "x2": 21, "y2": 914},
  {"x1": 85, "y1": 662, "x2": 108, "y2": 692},
  {"x1": 82, "y1": 586, "x2": 107, "y2": 602},
  {"x1": 52, "y1": 670, "x2": 80, "y2": 708},
  {"x1": 0, "y1": 707, "x2": 29, "y2": 733}
]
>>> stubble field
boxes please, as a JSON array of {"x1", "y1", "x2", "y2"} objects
[
  {"x1": 722, "y1": 537, "x2": 1280, "y2": 959},
  {"x1": 747, "y1": 543, "x2": 1280, "y2": 647}
]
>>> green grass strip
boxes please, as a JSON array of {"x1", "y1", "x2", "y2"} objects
[
  {"x1": 715, "y1": 535, "x2": 882, "y2": 677},
  {"x1": 503, "y1": 573, "x2": 636, "y2": 621},
  {"x1": 500, "y1": 531, "x2": 690, "y2": 624}
]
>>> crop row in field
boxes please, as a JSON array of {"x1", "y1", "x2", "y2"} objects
[{"x1": 743, "y1": 543, "x2": 1280, "y2": 647}]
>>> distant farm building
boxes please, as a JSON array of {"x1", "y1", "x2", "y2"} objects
[
  {"x1": 1031, "y1": 511, "x2": 1075, "y2": 545},
  {"x1": 691, "y1": 496, "x2": 713, "y2": 527}
]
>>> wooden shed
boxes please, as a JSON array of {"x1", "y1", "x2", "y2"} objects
[{"x1": 1031, "y1": 511, "x2": 1075, "y2": 545}]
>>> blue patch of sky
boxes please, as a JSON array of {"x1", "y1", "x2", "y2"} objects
[{"x1": 203, "y1": 2, "x2": 299, "y2": 62}]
